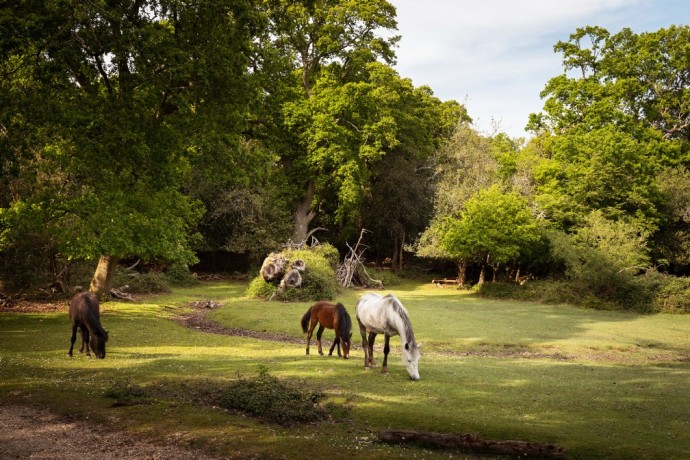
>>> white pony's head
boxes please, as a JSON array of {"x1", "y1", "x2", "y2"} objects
[{"x1": 403, "y1": 341, "x2": 420, "y2": 381}]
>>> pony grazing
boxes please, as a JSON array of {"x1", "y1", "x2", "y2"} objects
[
  {"x1": 355, "y1": 293, "x2": 420, "y2": 380},
  {"x1": 68, "y1": 291, "x2": 109, "y2": 359},
  {"x1": 300, "y1": 301, "x2": 352, "y2": 359}
]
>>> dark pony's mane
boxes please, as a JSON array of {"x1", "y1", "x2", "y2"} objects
[
  {"x1": 336, "y1": 302, "x2": 352, "y2": 338},
  {"x1": 386, "y1": 295, "x2": 416, "y2": 347},
  {"x1": 83, "y1": 294, "x2": 108, "y2": 341}
]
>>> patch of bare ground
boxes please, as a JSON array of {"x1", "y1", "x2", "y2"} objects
[
  {"x1": 0, "y1": 299, "x2": 68, "y2": 313},
  {"x1": 173, "y1": 301, "x2": 303, "y2": 344},
  {"x1": 0, "y1": 405, "x2": 220, "y2": 459}
]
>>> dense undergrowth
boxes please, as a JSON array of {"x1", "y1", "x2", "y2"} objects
[{"x1": 478, "y1": 270, "x2": 690, "y2": 313}]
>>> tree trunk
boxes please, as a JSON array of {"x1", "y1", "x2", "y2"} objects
[
  {"x1": 478, "y1": 265, "x2": 486, "y2": 285},
  {"x1": 491, "y1": 263, "x2": 499, "y2": 282},
  {"x1": 89, "y1": 256, "x2": 119, "y2": 299},
  {"x1": 457, "y1": 259, "x2": 467, "y2": 287},
  {"x1": 398, "y1": 231, "x2": 405, "y2": 272},
  {"x1": 293, "y1": 179, "x2": 316, "y2": 243}
]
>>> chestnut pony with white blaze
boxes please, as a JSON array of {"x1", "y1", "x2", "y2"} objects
[{"x1": 355, "y1": 293, "x2": 420, "y2": 380}]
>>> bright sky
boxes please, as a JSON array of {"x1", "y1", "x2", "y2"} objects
[{"x1": 390, "y1": 0, "x2": 690, "y2": 139}]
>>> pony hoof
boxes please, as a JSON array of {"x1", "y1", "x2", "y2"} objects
[
  {"x1": 381, "y1": 367, "x2": 389, "y2": 374},
  {"x1": 318, "y1": 351, "x2": 324, "y2": 356}
]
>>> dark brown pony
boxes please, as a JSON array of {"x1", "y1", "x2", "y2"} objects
[
  {"x1": 68, "y1": 291, "x2": 108, "y2": 359},
  {"x1": 300, "y1": 301, "x2": 352, "y2": 359}
]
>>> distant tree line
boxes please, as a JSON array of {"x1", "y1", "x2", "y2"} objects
[{"x1": 1, "y1": 2, "x2": 688, "y2": 307}]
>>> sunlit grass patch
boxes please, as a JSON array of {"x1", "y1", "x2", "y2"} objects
[{"x1": 1, "y1": 280, "x2": 690, "y2": 459}]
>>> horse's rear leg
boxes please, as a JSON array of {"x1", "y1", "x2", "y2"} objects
[
  {"x1": 381, "y1": 334, "x2": 391, "y2": 374},
  {"x1": 316, "y1": 325, "x2": 325, "y2": 355},
  {"x1": 306, "y1": 319, "x2": 317, "y2": 355},
  {"x1": 67, "y1": 324, "x2": 78, "y2": 357},
  {"x1": 367, "y1": 332, "x2": 377, "y2": 367}
]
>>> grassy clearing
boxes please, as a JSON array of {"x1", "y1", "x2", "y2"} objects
[{"x1": 1, "y1": 280, "x2": 689, "y2": 459}]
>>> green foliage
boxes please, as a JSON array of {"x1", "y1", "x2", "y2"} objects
[
  {"x1": 0, "y1": 0, "x2": 258, "y2": 286},
  {"x1": 639, "y1": 270, "x2": 690, "y2": 313},
  {"x1": 284, "y1": 63, "x2": 462, "y2": 225},
  {"x1": 479, "y1": 273, "x2": 690, "y2": 314},
  {"x1": 113, "y1": 270, "x2": 170, "y2": 295},
  {"x1": 533, "y1": 26, "x2": 690, "y2": 141},
  {"x1": 442, "y1": 185, "x2": 541, "y2": 264},
  {"x1": 310, "y1": 243, "x2": 340, "y2": 269},
  {"x1": 548, "y1": 212, "x2": 651, "y2": 305},
  {"x1": 245, "y1": 245, "x2": 339, "y2": 301},
  {"x1": 218, "y1": 367, "x2": 327, "y2": 425},
  {"x1": 164, "y1": 263, "x2": 200, "y2": 287},
  {"x1": 523, "y1": 25, "x2": 690, "y2": 276},
  {"x1": 104, "y1": 379, "x2": 147, "y2": 401}
]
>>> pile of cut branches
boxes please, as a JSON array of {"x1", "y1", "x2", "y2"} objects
[{"x1": 336, "y1": 229, "x2": 382, "y2": 289}]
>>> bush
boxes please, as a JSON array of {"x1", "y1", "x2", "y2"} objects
[
  {"x1": 164, "y1": 263, "x2": 200, "y2": 287},
  {"x1": 246, "y1": 244, "x2": 339, "y2": 301},
  {"x1": 478, "y1": 280, "x2": 584, "y2": 305},
  {"x1": 642, "y1": 271, "x2": 690, "y2": 313},
  {"x1": 478, "y1": 272, "x2": 690, "y2": 314},
  {"x1": 113, "y1": 269, "x2": 170, "y2": 294},
  {"x1": 218, "y1": 367, "x2": 327, "y2": 425}
]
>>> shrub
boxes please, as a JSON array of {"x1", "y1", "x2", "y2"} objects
[
  {"x1": 164, "y1": 263, "x2": 200, "y2": 287},
  {"x1": 246, "y1": 245, "x2": 339, "y2": 301},
  {"x1": 642, "y1": 271, "x2": 690, "y2": 313},
  {"x1": 218, "y1": 367, "x2": 327, "y2": 425},
  {"x1": 113, "y1": 270, "x2": 170, "y2": 294}
]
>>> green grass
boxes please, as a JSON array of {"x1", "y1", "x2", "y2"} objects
[{"x1": 1, "y1": 280, "x2": 689, "y2": 459}]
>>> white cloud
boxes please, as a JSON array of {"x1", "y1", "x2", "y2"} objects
[{"x1": 389, "y1": 0, "x2": 684, "y2": 138}]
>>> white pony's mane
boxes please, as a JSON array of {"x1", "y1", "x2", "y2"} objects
[{"x1": 384, "y1": 294, "x2": 416, "y2": 348}]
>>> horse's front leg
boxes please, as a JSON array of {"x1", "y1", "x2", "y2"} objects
[
  {"x1": 329, "y1": 336, "x2": 340, "y2": 357},
  {"x1": 80, "y1": 327, "x2": 92, "y2": 357},
  {"x1": 381, "y1": 334, "x2": 391, "y2": 374},
  {"x1": 367, "y1": 332, "x2": 377, "y2": 367},
  {"x1": 68, "y1": 324, "x2": 78, "y2": 357},
  {"x1": 358, "y1": 321, "x2": 370, "y2": 369},
  {"x1": 316, "y1": 325, "x2": 325, "y2": 355}
]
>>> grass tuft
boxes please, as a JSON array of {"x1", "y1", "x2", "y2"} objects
[{"x1": 218, "y1": 366, "x2": 328, "y2": 425}]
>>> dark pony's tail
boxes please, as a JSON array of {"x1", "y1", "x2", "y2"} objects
[
  {"x1": 336, "y1": 303, "x2": 352, "y2": 338},
  {"x1": 300, "y1": 307, "x2": 312, "y2": 333}
]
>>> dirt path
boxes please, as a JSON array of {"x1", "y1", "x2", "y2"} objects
[{"x1": 0, "y1": 405, "x2": 219, "y2": 459}]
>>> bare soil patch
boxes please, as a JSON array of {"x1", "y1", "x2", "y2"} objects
[
  {"x1": 0, "y1": 298, "x2": 68, "y2": 313},
  {"x1": 173, "y1": 301, "x2": 303, "y2": 344},
  {"x1": 0, "y1": 405, "x2": 219, "y2": 459}
]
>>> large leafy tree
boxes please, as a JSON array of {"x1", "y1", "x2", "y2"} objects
[
  {"x1": 442, "y1": 185, "x2": 541, "y2": 285},
  {"x1": 416, "y1": 122, "x2": 501, "y2": 264},
  {"x1": 0, "y1": 1, "x2": 259, "y2": 295},
  {"x1": 526, "y1": 25, "x2": 690, "y2": 270},
  {"x1": 252, "y1": 0, "x2": 460, "y2": 244},
  {"x1": 284, "y1": 63, "x2": 461, "y2": 243},
  {"x1": 530, "y1": 25, "x2": 690, "y2": 141}
]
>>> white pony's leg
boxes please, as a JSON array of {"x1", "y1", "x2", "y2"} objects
[
  {"x1": 381, "y1": 334, "x2": 390, "y2": 374},
  {"x1": 358, "y1": 320, "x2": 370, "y2": 368}
]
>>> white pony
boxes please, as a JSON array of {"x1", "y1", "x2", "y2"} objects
[{"x1": 355, "y1": 293, "x2": 420, "y2": 380}]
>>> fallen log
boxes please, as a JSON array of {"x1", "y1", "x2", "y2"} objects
[
  {"x1": 432, "y1": 278, "x2": 459, "y2": 285},
  {"x1": 379, "y1": 429, "x2": 565, "y2": 459},
  {"x1": 110, "y1": 286, "x2": 136, "y2": 301}
]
